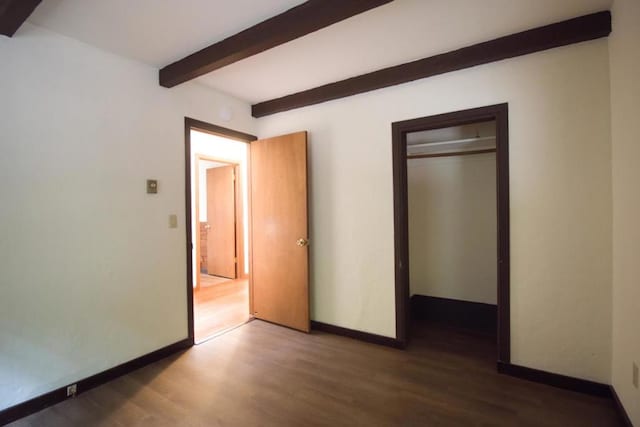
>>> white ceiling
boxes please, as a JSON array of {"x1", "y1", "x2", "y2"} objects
[
  {"x1": 28, "y1": 0, "x2": 305, "y2": 66},
  {"x1": 28, "y1": 0, "x2": 611, "y2": 104}
]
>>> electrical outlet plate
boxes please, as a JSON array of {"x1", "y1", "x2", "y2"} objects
[
  {"x1": 147, "y1": 179, "x2": 158, "y2": 194},
  {"x1": 66, "y1": 384, "x2": 77, "y2": 397},
  {"x1": 633, "y1": 362, "x2": 638, "y2": 389}
]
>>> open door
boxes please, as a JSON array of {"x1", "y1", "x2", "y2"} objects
[
  {"x1": 206, "y1": 165, "x2": 237, "y2": 279},
  {"x1": 251, "y1": 131, "x2": 309, "y2": 332}
]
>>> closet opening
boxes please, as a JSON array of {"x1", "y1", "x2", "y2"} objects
[{"x1": 392, "y1": 104, "x2": 510, "y2": 366}]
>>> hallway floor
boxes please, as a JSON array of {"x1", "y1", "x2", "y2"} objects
[{"x1": 194, "y1": 275, "x2": 250, "y2": 342}]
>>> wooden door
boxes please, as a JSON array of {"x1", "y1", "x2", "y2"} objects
[
  {"x1": 206, "y1": 165, "x2": 237, "y2": 279},
  {"x1": 251, "y1": 131, "x2": 309, "y2": 332}
]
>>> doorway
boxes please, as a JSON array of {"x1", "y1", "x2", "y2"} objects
[
  {"x1": 196, "y1": 159, "x2": 240, "y2": 281},
  {"x1": 392, "y1": 104, "x2": 510, "y2": 365},
  {"x1": 190, "y1": 125, "x2": 252, "y2": 343},
  {"x1": 194, "y1": 157, "x2": 249, "y2": 342},
  {"x1": 184, "y1": 118, "x2": 311, "y2": 345}
]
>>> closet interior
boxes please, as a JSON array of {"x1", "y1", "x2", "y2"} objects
[{"x1": 407, "y1": 120, "x2": 498, "y2": 355}]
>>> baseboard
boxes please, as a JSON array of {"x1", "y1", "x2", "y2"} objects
[
  {"x1": 497, "y1": 361, "x2": 612, "y2": 398},
  {"x1": 610, "y1": 386, "x2": 634, "y2": 426},
  {"x1": 410, "y1": 294, "x2": 497, "y2": 335},
  {"x1": 0, "y1": 338, "x2": 192, "y2": 426},
  {"x1": 311, "y1": 321, "x2": 404, "y2": 349}
]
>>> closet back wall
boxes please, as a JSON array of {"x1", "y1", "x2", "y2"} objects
[{"x1": 408, "y1": 152, "x2": 497, "y2": 304}]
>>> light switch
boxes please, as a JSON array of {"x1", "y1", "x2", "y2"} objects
[
  {"x1": 147, "y1": 179, "x2": 158, "y2": 194},
  {"x1": 169, "y1": 214, "x2": 178, "y2": 229}
]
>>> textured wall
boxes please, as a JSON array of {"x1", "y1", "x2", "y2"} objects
[
  {"x1": 257, "y1": 39, "x2": 612, "y2": 382},
  {"x1": 0, "y1": 24, "x2": 255, "y2": 410}
]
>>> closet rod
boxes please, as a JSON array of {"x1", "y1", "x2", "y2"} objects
[
  {"x1": 407, "y1": 135, "x2": 495, "y2": 149},
  {"x1": 407, "y1": 148, "x2": 496, "y2": 160}
]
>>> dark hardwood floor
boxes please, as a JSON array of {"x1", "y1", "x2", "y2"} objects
[{"x1": 9, "y1": 320, "x2": 621, "y2": 426}]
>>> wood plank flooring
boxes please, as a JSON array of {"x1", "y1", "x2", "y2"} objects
[
  {"x1": 194, "y1": 275, "x2": 250, "y2": 342},
  {"x1": 9, "y1": 320, "x2": 621, "y2": 426}
]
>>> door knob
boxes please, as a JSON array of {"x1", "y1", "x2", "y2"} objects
[
  {"x1": 296, "y1": 238, "x2": 309, "y2": 247},
  {"x1": 204, "y1": 224, "x2": 211, "y2": 230}
]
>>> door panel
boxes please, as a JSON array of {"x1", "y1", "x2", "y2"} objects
[
  {"x1": 206, "y1": 165, "x2": 237, "y2": 279},
  {"x1": 251, "y1": 131, "x2": 309, "y2": 332}
]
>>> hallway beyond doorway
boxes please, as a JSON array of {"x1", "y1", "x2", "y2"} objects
[{"x1": 194, "y1": 275, "x2": 250, "y2": 342}]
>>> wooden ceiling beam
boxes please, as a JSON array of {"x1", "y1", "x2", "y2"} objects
[
  {"x1": 0, "y1": 0, "x2": 41, "y2": 37},
  {"x1": 252, "y1": 11, "x2": 611, "y2": 118},
  {"x1": 159, "y1": 0, "x2": 393, "y2": 88}
]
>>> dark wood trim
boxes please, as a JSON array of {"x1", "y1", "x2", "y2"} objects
[
  {"x1": 184, "y1": 118, "x2": 256, "y2": 344},
  {"x1": 0, "y1": 0, "x2": 41, "y2": 37},
  {"x1": 497, "y1": 362, "x2": 612, "y2": 398},
  {"x1": 160, "y1": 0, "x2": 393, "y2": 88},
  {"x1": 407, "y1": 148, "x2": 496, "y2": 160},
  {"x1": 392, "y1": 103, "x2": 510, "y2": 362},
  {"x1": 610, "y1": 386, "x2": 634, "y2": 426},
  {"x1": 411, "y1": 295, "x2": 497, "y2": 336},
  {"x1": 392, "y1": 121, "x2": 410, "y2": 347},
  {"x1": 252, "y1": 11, "x2": 611, "y2": 117},
  {"x1": 184, "y1": 119, "x2": 195, "y2": 344},
  {"x1": 185, "y1": 117, "x2": 258, "y2": 143},
  {"x1": 311, "y1": 321, "x2": 404, "y2": 349},
  {"x1": 0, "y1": 339, "x2": 191, "y2": 426},
  {"x1": 495, "y1": 106, "x2": 511, "y2": 363}
]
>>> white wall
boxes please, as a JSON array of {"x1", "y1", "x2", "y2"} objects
[
  {"x1": 408, "y1": 153, "x2": 497, "y2": 304},
  {"x1": 610, "y1": 0, "x2": 640, "y2": 423},
  {"x1": 0, "y1": 24, "x2": 255, "y2": 410},
  {"x1": 257, "y1": 39, "x2": 612, "y2": 382}
]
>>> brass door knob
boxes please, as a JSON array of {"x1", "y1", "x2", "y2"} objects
[{"x1": 296, "y1": 238, "x2": 309, "y2": 247}]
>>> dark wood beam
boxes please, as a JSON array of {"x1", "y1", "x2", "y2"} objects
[
  {"x1": 0, "y1": 0, "x2": 41, "y2": 37},
  {"x1": 252, "y1": 10, "x2": 611, "y2": 118},
  {"x1": 159, "y1": 0, "x2": 394, "y2": 88}
]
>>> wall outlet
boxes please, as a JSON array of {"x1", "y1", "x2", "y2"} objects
[
  {"x1": 633, "y1": 362, "x2": 638, "y2": 389},
  {"x1": 66, "y1": 384, "x2": 77, "y2": 397},
  {"x1": 146, "y1": 179, "x2": 158, "y2": 194}
]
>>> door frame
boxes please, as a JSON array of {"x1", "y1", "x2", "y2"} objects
[
  {"x1": 185, "y1": 117, "x2": 257, "y2": 344},
  {"x1": 194, "y1": 156, "x2": 243, "y2": 289},
  {"x1": 391, "y1": 103, "x2": 510, "y2": 364}
]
